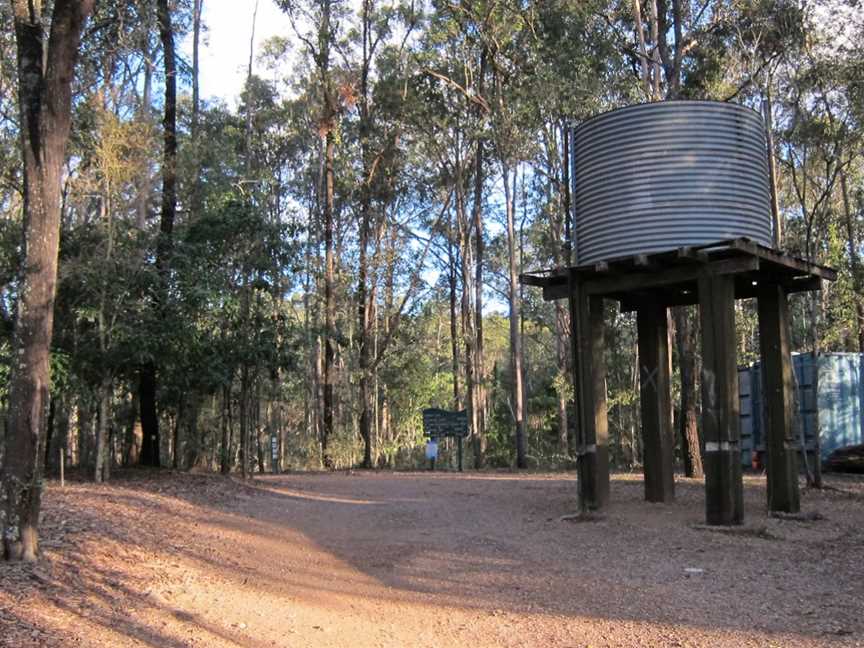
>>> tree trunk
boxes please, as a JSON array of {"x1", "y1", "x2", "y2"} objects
[
  {"x1": 763, "y1": 82, "x2": 782, "y2": 248},
  {"x1": 471, "y1": 49, "x2": 488, "y2": 469},
  {"x1": 220, "y1": 383, "x2": 233, "y2": 474},
  {"x1": 78, "y1": 397, "x2": 94, "y2": 471},
  {"x1": 184, "y1": 394, "x2": 201, "y2": 469},
  {"x1": 322, "y1": 130, "x2": 336, "y2": 469},
  {"x1": 135, "y1": 44, "x2": 153, "y2": 230},
  {"x1": 45, "y1": 396, "x2": 69, "y2": 473},
  {"x1": 355, "y1": 0, "x2": 376, "y2": 469},
  {"x1": 240, "y1": 366, "x2": 250, "y2": 478},
  {"x1": 172, "y1": 395, "x2": 184, "y2": 470},
  {"x1": 44, "y1": 397, "x2": 56, "y2": 474},
  {"x1": 2, "y1": 0, "x2": 95, "y2": 562},
  {"x1": 139, "y1": 367, "x2": 159, "y2": 465},
  {"x1": 448, "y1": 227, "x2": 461, "y2": 409},
  {"x1": 155, "y1": 0, "x2": 178, "y2": 272},
  {"x1": 504, "y1": 163, "x2": 527, "y2": 468},
  {"x1": 94, "y1": 378, "x2": 111, "y2": 483},
  {"x1": 189, "y1": 0, "x2": 204, "y2": 222},
  {"x1": 554, "y1": 304, "x2": 570, "y2": 456},
  {"x1": 356, "y1": 175, "x2": 371, "y2": 469},
  {"x1": 456, "y1": 187, "x2": 478, "y2": 467},
  {"x1": 125, "y1": 392, "x2": 142, "y2": 466},
  {"x1": 256, "y1": 391, "x2": 265, "y2": 474},
  {"x1": 551, "y1": 125, "x2": 572, "y2": 457},
  {"x1": 561, "y1": 123, "x2": 572, "y2": 261},
  {"x1": 674, "y1": 307, "x2": 703, "y2": 478},
  {"x1": 140, "y1": 0, "x2": 178, "y2": 467}
]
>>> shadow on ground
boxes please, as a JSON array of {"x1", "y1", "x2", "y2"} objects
[{"x1": 1, "y1": 469, "x2": 862, "y2": 647}]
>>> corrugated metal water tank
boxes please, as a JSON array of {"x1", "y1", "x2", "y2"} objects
[
  {"x1": 738, "y1": 353, "x2": 864, "y2": 464},
  {"x1": 573, "y1": 101, "x2": 773, "y2": 264}
]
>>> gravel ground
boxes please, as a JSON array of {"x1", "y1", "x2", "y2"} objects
[{"x1": 0, "y1": 469, "x2": 862, "y2": 647}]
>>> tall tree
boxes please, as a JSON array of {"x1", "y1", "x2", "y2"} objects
[
  {"x1": 139, "y1": 0, "x2": 178, "y2": 467},
  {"x1": 356, "y1": 0, "x2": 381, "y2": 469},
  {"x1": 318, "y1": 0, "x2": 338, "y2": 469},
  {"x1": 1, "y1": 0, "x2": 95, "y2": 562},
  {"x1": 278, "y1": 0, "x2": 346, "y2": 468},
  {"x1": 189, "y1": 0, "x2": 204, "y2": 221}
]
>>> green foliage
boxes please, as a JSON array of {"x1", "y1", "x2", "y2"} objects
[{"x1": 0, "y1": 0, "x2": 862, "y2": 477}]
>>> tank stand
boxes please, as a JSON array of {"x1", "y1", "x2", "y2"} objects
[{"x1": 522, "y1": 238, "x2": 836, "y2": 525}]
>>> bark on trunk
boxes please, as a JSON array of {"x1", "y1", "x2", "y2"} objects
[
  {"x1": 139, "y1": 0, "x2": 178, "y2": 467},
  {"x1": 77, "y1": 398, "x2": 94, "y2": 471},
  {"x1": 448, "y1": 228, "x2": 461, "y2": 409},
  {"x1": 455, "y1": 187, "x2": 478, "y2": 466},
  {"x1": 44, "y1": 398, "x2": 56, "y2": 473},
  {"x1": 46, "y1": 397, "x2": 69, "y2": 473},
  {"x1": 356, "y1": 0, "x2": 375, "y2": 469},
  {"x1": 356, "y1": 187, "x2": 371, "y2": 469},
  {"x1": 220, "y1": 384, "x2": 233, "y2": 474},
  {"x1": 240, "y1": 366, "x2": 250, "y2": 478},
  {"x1": 471, "y1": 49, "x2": 488, "y2": 469},
  {"x1": 135, "y1": 45, "x2": 153, "y2": 230},
  {"x1": 139, "y1": 366, "x2": 159, "y2": 465},
  {"x1": 322, "y1": 129, "x2": 336, "y2": 469},
  {"x1": 763, "y1": 83, "x2": 783, "y2": 248},
  {"x1": 94, "y1": 378, "x2": 111, "y2": 483},
  {"x1": 172, "y1": 396, "x2": 184, "y2": 470},
  {"x1": 554, "y1": 304, "x2": 570, "y2": 457},
  {"x1": 503, "y1": 163, "x2": 527, "y2": 468},
  {"x1": 189, "y1": 0, "x2": 204, "y2": 222},
  {"x1": 2, "y1": 0, "x2": 95, "y2": 562},
  {"x1": 125, "y1": 392, "x2": 142, "y2": 466},
  {"x1": 674, "y1": 307, "x2": 703, "y2": 478}
]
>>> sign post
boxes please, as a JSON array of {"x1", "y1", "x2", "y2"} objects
[
  {"x1": 422, "y1": 408, "x2": 469, "y2": 471},
  {"x1": 271, "y1": 435, "x2": 279, "y2": 474}
]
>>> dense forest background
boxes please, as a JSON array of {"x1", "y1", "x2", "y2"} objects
[{"x1": 0, "y1": 0, "x2": 861, "y2": 480}]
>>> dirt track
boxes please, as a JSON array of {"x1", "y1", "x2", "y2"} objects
[{"x1": 1, "y1": 470, "x2": 863, "y2": 647}]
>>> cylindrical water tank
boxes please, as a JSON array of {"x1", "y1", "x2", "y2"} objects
[{"x1": 573, "y1": 101, "x2": 772, "y2": 264}]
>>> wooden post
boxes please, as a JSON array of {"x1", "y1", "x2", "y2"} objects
[
  {"x1": 60, "y1": 447, "x2": 65, "y2": 489},
  {"x1": 757, "y1": 284, "x2": 801, "y2": 513},
  {"x1": 637, "y1": 304, "x2": 675, "y2": 503},
  {"x1": 458, "y1": 436, "x2": 463, "y2": 472},
  {"x1": 698, "y1": 274, "x2": 743, "y2": 525},
  {"x1": 569, "y1": 276, "x2": 610, "y2": 511}
]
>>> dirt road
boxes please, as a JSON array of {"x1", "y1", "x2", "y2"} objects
[{"x1": 1, "y1": 471, "x2": 862, "y2": 647}]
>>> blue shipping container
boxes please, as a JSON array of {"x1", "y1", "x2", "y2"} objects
[{"x1": 738, "y1": 352, "x2": 864, "y2": 464}]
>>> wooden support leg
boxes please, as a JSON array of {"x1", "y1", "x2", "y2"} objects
[
  {"x1": 698, "y1": 274, "x2": 744, "y2": 525},
  {"x1": 569, "y1": 279, "x2": 610, "y2": 511},
  {"x1": 637, "y1": 304, "x2": 675, "y2": 503},
  {"x1": 757, "y1": 284, "x2": 801, "y2": 514}
]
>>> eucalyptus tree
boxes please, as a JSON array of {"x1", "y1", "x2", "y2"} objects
[
  {"x1": 278, "y1": 0, "x2": 351, "y2": 467},
  {"x1": 136, "y1": 0, "x2": 179, "y2": 467},
  {"x1": 413, "y1": 0, "x2": 496, "y2": 466},
  {"x1": 2, "y1": 0, "x2": 95, "y2": 562},
  {"x1": 345, "y1": 0, "x2": 426, "y2": 468},
  {"x1": 478, "y1": 2, "x2": 543, "y2": 469}
]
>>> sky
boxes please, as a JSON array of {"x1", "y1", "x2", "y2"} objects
[
  {"x1": 182, "y1": 0, "x2": 293, "y2": 106},
  {"x1": 191, "y1": 0, "x2": 864, "y2": 105}
]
